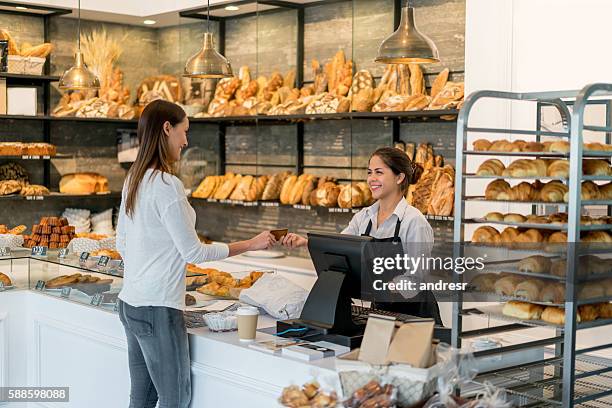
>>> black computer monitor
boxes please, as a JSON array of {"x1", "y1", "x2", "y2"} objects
[{"x1": 291, "y1": 232, "x2": 373, "y2": 333}]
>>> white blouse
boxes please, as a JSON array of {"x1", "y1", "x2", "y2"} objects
[{"x1": 116, "y1": 169, "x2": 229, "y2": 310}]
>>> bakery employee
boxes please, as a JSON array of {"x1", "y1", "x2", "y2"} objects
[
  {"x1": 281, "y1": 146, "x2": 441, "y2": 324},
  {"x1": 116, "y1": 100, "x2": 275, "y2": 408}
]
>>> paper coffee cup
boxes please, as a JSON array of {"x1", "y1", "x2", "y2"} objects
[{"x1": 236, "y1": 306, "x2": 259, "y2": 342}]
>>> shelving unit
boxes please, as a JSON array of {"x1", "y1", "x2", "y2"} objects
[{"x1": 452, "y1": 83, "x2": 612, "y2": 407}]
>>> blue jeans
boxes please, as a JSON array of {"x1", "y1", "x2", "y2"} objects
[{"x1": 118, "y1": 300, "x2": 191, "y2": 408}]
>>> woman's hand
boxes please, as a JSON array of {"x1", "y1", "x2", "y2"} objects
[
  {"x1": 248, "y1": 231, "x2": 276, "y2": 251},
  {"x1": 281, "y1": 233, "x2": 308, "y2": 249}
]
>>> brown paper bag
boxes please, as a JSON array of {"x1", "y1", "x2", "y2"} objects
[
  {"x1": 387, "y1": 321, "x2": 434, "y2": 368},
  {"x1": 357, "y1": 315, "x2": 396, "y2": 365}
]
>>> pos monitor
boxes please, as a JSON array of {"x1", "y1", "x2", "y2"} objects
[{"x1": 294, "y1": 232, "x2": 374, "y2": 334}]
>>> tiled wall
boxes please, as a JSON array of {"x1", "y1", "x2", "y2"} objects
[{"x1": 0, "y1": 0, "x2": 464, "y2": 254}]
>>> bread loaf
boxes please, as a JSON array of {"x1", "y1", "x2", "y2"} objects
[
  {"x1": 408, "y1": 64, "x2": 425, "y2": 96},
  {"x1": 504, "y1": 213, "x2": 527, "y2": 223},
  {"x1": 350, "y1": 70, "x2": 376, "y2": 112},
  {"x1": 489, "y1": 140, "x2": 520, "y2": 152},
  {"x1": 315, "y1": 183, "x2": 341, "y2": 207},
  {"x1": 500, "y1": 227, "x2": 520, "y2": 243},
  {"x1": 522, "y1": 142, "x2": 545, "y2": 152},
  {"x1": 427, "y1": 165, "x2": 454, "y2": 216},
  {"x1": 546, "y1": 160, "x2": 569, "y2": 178},
  {"x1": 550, "y1": 259, "x2": 566, "y2": 277},
  {"x1": 0, "y1": 272, "x2": 11, "y2": 287},
  {"x1": 430, "y1": 68, "x2": 449, "y2": 97},
  {"x1": 357, "y1": 182, "x2": 373, "y2": 206},
  {"x1": 338, "y1": 183, "x2": 365, "y2": 208},
  {"x1": 262, "y1": 172, "x2": 289, "y2": 201},
  {"x1": 301, "y1": 177, "x2": 318, "y2": 206},
  {"x1": 469, "y1": 273, "x2": 497, "y2": 292},
  {"x1": 280, "y1": 175, "x2": 298, "y2": 204},
  {"x1": 582, "y1": 231, "x2": 612, "y2": 244},
  {"x1": 59, "y1": 173, "x2": 109, "y2": 194},
  {"x1": 193, "y1": 175, "x2": 219, "y2": 199},
  {"x1": 514, "y1": 229, "x2": 545, "y2": 247},
  {"x1": 541, "y1": 306, "x2": 578, "y2": 325},
  {"x1": 472, "y1": 226, "x2": 501, "y2": 245},
  {"x1": 600, "y1": 182, "x2": 612, "y2": 200},
  {"x1": 214, "y1": 174, "x2": 241, "y2": 200},
  {"x1": 502, "y1": 301, "x2": 544, "y2": 320},
  {"x1": 579, "y1": 282, "x2": 605, "y2": 300},
  {"x1": 597, "y1": 302, "x2": 612, "y2": 318},
  {"x1": 579, "y1": 305, "x2": 599, "y2": 322},
  {"x1": 546, "y1": 141, "x2": 570, "y2": 153},
  {"x1": 518, "y1": 255, "x2": 551, "y2": 274},
  {"x1": 485, "y1": 180, "x2": 512, "y2": 200},
  {"x1": 476, "y1": 159, "x2": 505, "y2": 176},
  {"x1": 484, "y1": 212, "x2": 504, "y2": 221}
]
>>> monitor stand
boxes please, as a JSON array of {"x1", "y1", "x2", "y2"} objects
[{"x1": 276, "y1": 269, "x2": 365, "y2": 348}]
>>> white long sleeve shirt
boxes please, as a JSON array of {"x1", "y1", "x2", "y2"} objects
[{"x1": 117, "y1": 169, "x2": 229, "y2": 310}]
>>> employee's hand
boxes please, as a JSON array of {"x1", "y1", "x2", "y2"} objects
[
  {"x1": 281, "y1": 233, "x2": 308, "y2": 249},
  {"x1": 248, "y1": 231, "x2": 276, "y2": 251}
]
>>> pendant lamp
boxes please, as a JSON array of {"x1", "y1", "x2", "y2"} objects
[
  {"x1": 375, "y1": 3, "x2": 439, "y2": 64},
  {"x1": 183, "y1": 0, "x2": 233, "y2": 78},
  {"x1": 59, "y1": 0, "x2": 100, "y2": 90}
]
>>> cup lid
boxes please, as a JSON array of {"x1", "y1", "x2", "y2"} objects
[{"x1": 236, "y1": 306, "x2": 259, "y2": 315}]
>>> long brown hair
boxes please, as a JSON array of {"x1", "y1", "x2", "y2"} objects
[
  {"x1": 370, "y1": 147, "x2": 415, "y2": 194},
  {"x1": 125, "y1": 100, "x2": 186, "y2": 217}
]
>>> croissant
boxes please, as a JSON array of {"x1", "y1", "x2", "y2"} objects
[
  {"x1": 518, "y1": 255, "x2": 551, "y2": 273},
  {"x1": 597, "y1": 302, "x2": 612, "y2": 318},
  {"x1": 540, "y1": 181, "x2": 568, "y2": 203},
  {"x1": 564, "y1": 181, "x2": 601, "y2": 202},
  {"x1": 510, "y1": 182, "x2": 539, "y2": 201},
  {"x1": 502, "y1": 159, "x2": 547, "y2": 177},
  {"x1": 546, "y1": 160, "x2": 569, "y2": 178},
  {"x1": 579, "y1": 304, "x2": 599, "y2": 321},
  {"x1": 472, "y1": 226, "x2": 501, "y2": 245},
  {"x1": 540, "y1": 283, "x2": 565, "y2": 303},
  {"x1": 485, "y1": 180, "x2": 512, "y2": 200},
  {"x1": 476, "y1": 159, "x2": 505, "y2": 176},
  {"x1": 500, "y1": 227, "x2": 520, "y2": 243},
  {"x1": 494, "y1": 275, "x2": 523, "y2": 296},
  {"x1": 514, "y1": 279, "x2": 545, "y2": 301},
  {"x1": 582, "y1": 231, "x2": 612, "y2": 244},
  {"x1": 600, "y1": 182, "x2": 612, "y2": 200},
  {"x1": 548, "y1": 212, "x2": 568, "y2": 224},
  {"x1": 522, "y1": 142, "x2": 545, "y2": 152},
  {"x1": 473, "y1": 139, "x2": 492, "y2": 151},
  {"x1": 546, "y1": 141, "x2": 570, "y2": 153},
  {"x1": 583, "y1": 159, "x2": 612, "y2": 176},
  {"x1": 550, "y1": 259, "x2": 566, "y2": 277},
  {"x1": 489, "y1": 140, "x2": 520, "y2": 152}
]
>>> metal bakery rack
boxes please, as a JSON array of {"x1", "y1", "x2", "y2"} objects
[{"x1": 452, "y1": 83, "x2": 612, "y2": 407}]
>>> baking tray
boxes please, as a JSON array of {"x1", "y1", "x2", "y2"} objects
[{"x1": 466, "y1": 218, "x2": 612, "y2": 231}]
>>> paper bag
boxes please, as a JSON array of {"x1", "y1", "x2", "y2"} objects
[
  {"x1": 357, "y1": 315, "x2": 396, "y2": 365},
  {"x1": 387, "y1": 321, "x2": 434, "y2": 368}
]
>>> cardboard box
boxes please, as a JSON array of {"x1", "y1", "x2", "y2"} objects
[{"x1": 7, "y1": 87, "x2": 37, "y2": 116}]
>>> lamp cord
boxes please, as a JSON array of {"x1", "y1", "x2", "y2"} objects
[
  {"x1": 207, "y1": 0, "x2": 210, "y2": 33},
  {"x1": 77, "y1": 0, "x2": 81, "y2": 51}
]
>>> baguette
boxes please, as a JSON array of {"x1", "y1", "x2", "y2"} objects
[
  {"x1": 280, "y1": 175, "x2": 298, "y2": 204},
  {"x1": 503, "y1": 301, "x2": 544, "y2": 320}
]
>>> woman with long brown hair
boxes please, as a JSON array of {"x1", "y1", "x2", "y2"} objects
[{"x1": 116, "y1": 100, "x2": 274, "y2": 408}]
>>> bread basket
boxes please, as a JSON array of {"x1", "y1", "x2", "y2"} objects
[{"x1": 8, "y1": 56, "x2": 45, "y2": 75}]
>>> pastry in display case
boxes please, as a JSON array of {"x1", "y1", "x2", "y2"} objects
[{"x1": 59, "y1": 173, "x2": 109, "y2": 195}]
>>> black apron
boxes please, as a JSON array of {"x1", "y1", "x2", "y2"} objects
[{"x1": 362, "y1": 218, "x2": 442, "y2": 326}]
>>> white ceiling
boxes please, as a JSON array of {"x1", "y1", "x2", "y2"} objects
[{"x1": 5, "y1": 0, "x2": 324, "y2": 27}]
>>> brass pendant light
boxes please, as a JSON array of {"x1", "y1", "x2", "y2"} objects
[
  {"x1": 183, "y1": 0, "x2": 233, "y2": 78},
  {"x1": 59, "y1": 0, "x2": 100, "y2": 90},
  {"x1": 375, "y1": 2, "x2": 439, "y2": 64}
]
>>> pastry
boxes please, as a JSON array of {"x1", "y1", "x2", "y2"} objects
[
  {"x1": 350, "y1": 70, "x2": 376, "y2": 112},
  {"x1": 546, "y1": 160, "x2": 569, "y2": 178},
  {"x1": 279, "y1": 175, "x2": 298, "y2": 205},
  {"x1": 476, "y1": 159, "x2": 505, "y2": 176},
  {"x1": 504, "y1": 213, "x2": 527, "y2": 223},
  {"x1": 547, "y1": 231, "x2": 567, "y2": 247},
  {"x1": 288, "y1": 175, "x2": 311, "y2": 205},
  {"x1": 59, "y1": 173, "x2": 109, "y2": 194},
  {"x1": 214, "y1": 174, "x2": 241, "y2": 200},
  {"x1": 0, "y1": 180, "x2": 22, "y2": 195},
  {"x1": 514, "y1": 229, "x2": 545, "y2": 247},
  {"x1": 469, "y1": 273, "x2": 498, "y2": 292},
  {"x1": 0, "y1": 272, "x2": 11, "y2": 287},
  {"x1": 502, "y1": 159, "x2": 547, "y2": 177},
  {"x1": 546, "y1": 141, "x2": 570, "y2": 153},
  {"x1": 579, "y1": 281, "x2": 605, "y2": 301},
  {"x1": 510, "y1": 182, "x2": 539, "y2": 201},
  {"x1": 518, "y1": 255, "x2": 551, "y2": 274},
  {"x1": 45, "y1": 273, "x2": 82, "y2": 288},
  {"x1": 185, "y1": 294, "x2": 196, "y2": 306},
  {"x1": 473, "y1": 139, "x2": 492, "y2": 151},
  {"x1": 427, "y1": 82, "x2": 464, "y2": 110},
  {"x1": 229, "y1": 175, "x2": 254, "y2": 201},
  {"x1": 578, "y1": 304, "x2": 599, "y2": 322},
  {"x1": 540, "y1": 181, "x2": 568, "y2": 203},
  {"x1": 91, "y1": 249, "x2": 122, "y2": 260},
  {"x1": 485, "y1": 212, "x2": 504, "y2": 222},
  {"x1": 19, "y1": 184, "x2": 50, "y2": 196},
  {"x1": 541, "y1": 306, "x2": 580, "y2": 325},
  {"x1": 502, "y1": 301, "x2": 544, "y2": 320},
  {"x1": 540, "y1": 283, "x2": 565, "y2": 304},
  {"x1": 427, "y1": 166, "x2": 454, "y2": 216},
  {"x1": 525, "y1": 214, "x2": 550, "y2": 224},
  {"x1": 522, "y1": 142, "x2": 545, "y2": 152},
  {"x1": 564, "y1": 181, "x2": 601, "y2": 202},
  {"x1": 582, "y1": 231, "x2": 612, "y2": 244},
  {"x1": 514, "y1": 279, "x2": 545, "y2": 301},
  {"x1": 597, "y1": 302, "x2": 612, "y2": 319},
  {"x1": 599, "y1": 182, "x2": 612, "y2": 200},
  {"x1": 485, "y1": 179, "x2": 512, "y2": 200},
  {"x1": 472, "y1": 226, "x2": 501, "y2": 245},
  {"x1": 583, "y1": 159, "x2": 612, "y2": 176}
]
